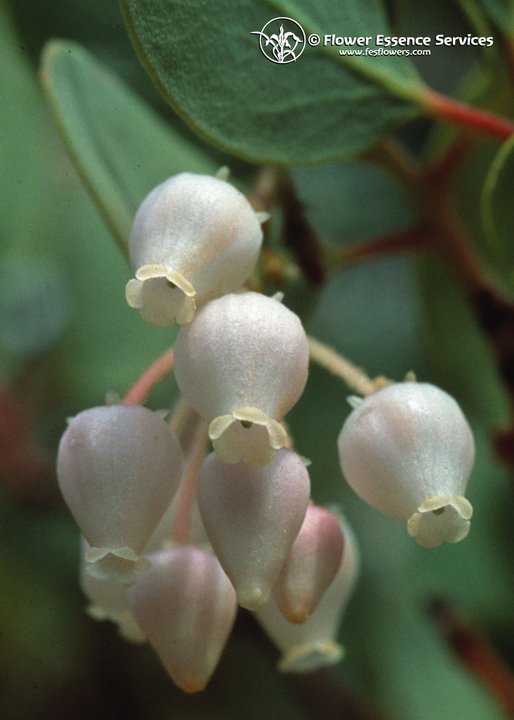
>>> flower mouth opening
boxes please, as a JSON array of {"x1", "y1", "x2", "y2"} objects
[
  {"x1": 85, "y1": 545, "x2": 151, "y2": 584},
  {"x1": 125, "y1": 264, "x2": 196, "y2": 326},
  {"x1": 209, "y1": 407, "x2": 288, "y2": 467},
  {"x1": 407, "y1": 495, "x2": 473, "y2": 548},
  {"x1": 278, "y1": 640, "x2": 344, "y2": 673}
]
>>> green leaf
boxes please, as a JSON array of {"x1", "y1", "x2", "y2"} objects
[
  {"x1": 481, "y1": 134, "x2": 514, "y2": 287},
  {"x1": 267, "y1": 0, "x2": 419, "y2": 85},
  {"x1": 472, "y1": 0, "x2": 514, "y2": 34},
  {"x1": 40, "y1": 40, "x2": 217, "y2": 251},
  {"x1": 291, "y1": 161, "x2": 415, "y2": 243},
  {"x1": 120, "y1": 0, "x2": 426, "y2": 165},
  {"x1": 415, "y1": 255, "x2": 507, "y2": 422},
  {"x1": 0, "y1": 257, "x2": 72, "y2": 369}
]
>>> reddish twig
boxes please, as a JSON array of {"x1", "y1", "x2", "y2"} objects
[
  {"x1": 278, "y1": 173, "x2": 326, "y2": 286},
  {"x1": 422, "y1": 89, "x2": 514, "y2": 142},
  {"x1": 424, "y1": 136, "x2": 476, "y2": 192},
  {"x1": 428, "y1": 598, "x2": 514, "y2": 718},
  {"x1": 326, "y1": 226, "x2": 428, "y2": 271}
]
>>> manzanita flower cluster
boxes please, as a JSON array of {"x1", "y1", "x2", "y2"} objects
[{"x1": 56, "y1": 171, "x2": 475, "y2": 693}]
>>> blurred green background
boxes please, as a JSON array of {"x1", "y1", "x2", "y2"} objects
[{"x1": 1, "y1": 1, "x2": 513, "y2": 719}]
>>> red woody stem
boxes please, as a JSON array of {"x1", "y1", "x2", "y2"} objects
[
  {"x1": 422, "y1": 89, "x2": 514, "y2": 141},
  {"x1": 428, "y1": 598, "x2": 514, "y2": 718}
]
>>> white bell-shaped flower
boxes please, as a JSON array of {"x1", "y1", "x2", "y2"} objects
[
  {"x1": 57, "y1": 405, "x2": 183, "y2": 583},
  {"x1": 272, "y1": 504, "x2": 344, "y2": 624},
  {"x1": 197, "y1": 450, "x2": 310, "y2": 610},
  {"x1": 338, "y1": 382, "x2": 475, "y2": 548},
  {"x1": 174, "y1": 292, "x2": 309, "y2": 466},
  {"x1": 80, "y1": 539, "x2": 145, "y2": 643},
  {"x1": 125, "y1": 172, "x2": 263, "y2": 326},
  {"x1": 129, "y1": 546, "x2": 237, "y2": 693},
  {"x1": 256, "y1": 519, "x2": 359, "y2": 673}
]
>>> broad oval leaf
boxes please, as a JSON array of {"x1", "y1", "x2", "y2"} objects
[
  {"x1": 40, "y1": 40, "x2": 217, "y2": 251},
  {"x1": 120, "y1": 0, "x2": 426, "y2": 165}
]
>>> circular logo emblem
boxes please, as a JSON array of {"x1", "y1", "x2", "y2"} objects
[{"x1": 251, "y1": 17, "x2": 306, "y2": 64}]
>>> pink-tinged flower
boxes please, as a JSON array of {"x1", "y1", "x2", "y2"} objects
[
  {"x1": 57, "y1": 405, "x2": 183, "y2": 583},
  {"x1": 338, "y1": 382, "x2": 474, "y2": 548},
  {"x1": 174, "y1": 292, "x2": 309, "y2": 466},
  {"x1": 129, "y1": 545, "x2": 237, "y2": 693},
  {"x1": 125, "y1": 172, "x2": 263, "y2": 326},
  {"x1": 198, "y1": 449, "x2": 310, "y2": 610}
]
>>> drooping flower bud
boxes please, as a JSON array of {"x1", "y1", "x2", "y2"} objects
[
  {"x1": 255, "y1": 518, "x2": 359, "y2": 673},
  {"x1": 125, "y1": 172, "x2": 263, "y2": 327},
  {"x1": 174, "y1": 292, "x2": 309, "y2": 466},
  {"x1": 129, "y1": 546, "x2": 237, "y2": 693},
  {"x1": 272, "y1": 504, "x2": 344, "y2": 623},
  {"x1": 198, "y1": 450, "x2": 310, "y2": 610},
  {"x1": 57, "y1": 405, "x2": 183, "y2": 583},
  {"x1": 337, "y1": 382, "x2": 475, "y2": 548}
]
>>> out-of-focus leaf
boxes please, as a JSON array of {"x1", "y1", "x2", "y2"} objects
[
  {"x1": 0, "y1": 5, "x2": 78, "y2": 382},
  {"x1": 40, "y1": 40, "x2": 217, "y2": 251},
  {"x1": 0, "y1": 11, "x2": 64, "y2": 257},
  {"x1": 0, "y1": 482, "x2": 89, "y2": 719},
  {"x1": 481, "y1": 134, "x2": 514, "y2": 288},
  {"x1": 472, "y1": 0, "x2": 514, "y2": 33},
  {"x1": 292, "y1": 162, "x2": 416, "y2": 243},
  {"x1": 416, "y1": 255, "x2": 507, "y2": 421},
  {"x1": 120, "y1": 0, "x2": 425, "y2": 165},
  {"x1": 0, "y1": 258, "x2": 72, "y2": 373}
]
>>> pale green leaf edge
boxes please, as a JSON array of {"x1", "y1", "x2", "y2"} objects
[
  {"x1": 480, "y1": 132, "x2": 514, "y2": 257},
  {"x1": 119, "y1": 0, "x2": 264, "y2": 166},
  {"x1": 40, "y1": 40, "x2": 133, "y2": 252}
]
